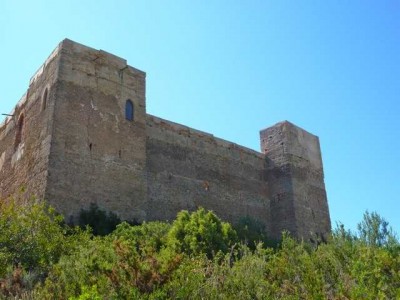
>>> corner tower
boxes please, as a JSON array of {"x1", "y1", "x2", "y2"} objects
[
  {"x1": 261, "y1": 121, "x2": 331, "y2": 240},
  {"x1": 0, "y1": 45, "x2": 59, "y2": 201},
  {"x1": 45, "y1": 39, "x2": 148, "y2": 223}
]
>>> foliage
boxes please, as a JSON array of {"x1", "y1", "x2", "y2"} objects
[
  {"x1": 162, "y1": 244, "x2": 273, "y2": 299},
  {"x1": 68, "y1": 285, "x2": 102, "y2": 300},
  {"x1": 167, "y1": 208, "x2": 237, "y2": 258},
  {"x1": 1, "y1": 198, "x2": 399, "y2": 299},
  {"x1": 0, "y1": 196, "x2": 89, "y2": 298},
  {"x1": 357, "y1": 210, "x2": 398, "y2": 248},
  {"x1": 78, "y1": 203, "x2": 122, "y2": 236},
  {"x1": 0, "y1": 197, "x2": 64, "y2": 274},
  {"x1": 37, "y1": 221, "x2": 181, "y2": 299},
  {"x1": 234, "y1": 216, "x2": 277, "y2": 249},
  {"x1": 112, "y1": 221, "x2": 170, "y2": 254}
]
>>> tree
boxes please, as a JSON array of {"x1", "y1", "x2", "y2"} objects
[
  {"x1": 78, "y1": 203, "x2": 122, "y2": 236},
  {"x1": 167, "y1": 208, "x2": 237, "y2": 258},
  {"x1": 357, "y1": 211, "x2": 398, "y2": 248},
  {"x1": 0, "y1": 197, "x2": 67, "y2": 275}
]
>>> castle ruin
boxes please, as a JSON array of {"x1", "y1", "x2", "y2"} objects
[{"x1": 0, "y1": 39, "x2": 331, "y2": 240}]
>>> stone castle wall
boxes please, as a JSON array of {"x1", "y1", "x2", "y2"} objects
[
  {"x1": 44, "y1": 40, "x2": 149, "y2": 223},
  {"x1": 0, "y1": 39, "x2": 331, "y2": 240},
  {"x1": 0, "y1": 45, "x2": 60, "y2": 201},
  {"x1": 146, "y1": 114, "x2": 271, "y2": 231},
  {"x1": 261, "y1": 122, "x2": 331, "y2": 238}
]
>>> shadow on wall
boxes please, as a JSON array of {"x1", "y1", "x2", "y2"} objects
[{"x1": 77, "y1": 203, "x2": 140, "y2": 236}]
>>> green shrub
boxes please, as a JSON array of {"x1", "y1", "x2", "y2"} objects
[
  {"x1": 68, "y1": 285, "x2": 102, "y2": 300},
  {"x1": 38, "y1": 221, "x2": 179, "y2": 299},
  {"x1": 357, "y1": 210, "x2": 398, "y2": 248},
  {"x1": 2, "y1": 197, "x2": 400, "y2": 299},
  {"x1": 78, "y1": 203, "x2": 122, "y2": 236},
  {"x1": 234, "y1": 216, "x2": 278, "y2": 249},
  {"x1": 167, "y1": 208, "x2": 237, "y2": 258},
  {"x1": 0, "y1": 196, "x2": 89, "y2": 298},
  {"x1": 37, "y1": 237, "x2": 118, "y2": 299},
  {"x1": 0, "y1": 198, "x2": 62, "y2": 274}
]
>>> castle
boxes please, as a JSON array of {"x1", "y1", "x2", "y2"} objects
[{"x1": 0, "y1": 39, "x2": 331, "y2": 240}]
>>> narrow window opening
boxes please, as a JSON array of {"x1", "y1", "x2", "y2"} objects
[
  {"x1": 89, "y1": 143, "x2": 93, "y2": 151},
  {"x1": 14, "y1": 114, "x2": 24, "y2": 149},
  {"x1": 125, "y1": 99, "x2": 134, "y2": 121},
  {"x1": 42, "y1": 88, "x2": 48, "y2": 111}
]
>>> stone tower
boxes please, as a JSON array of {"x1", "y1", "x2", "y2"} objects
[
  {"x1": 45, "y1": 39, "x2": 149, "y2": 222},
  {"x1": 0, "y1": 39, "x2": 331, "y2": 241},
  {"x1": 260, "y1": 121, "x2": 331, "y2": 239},
  {"x1": 0, "y1": 39, "x2": 148, "y2": 222}
]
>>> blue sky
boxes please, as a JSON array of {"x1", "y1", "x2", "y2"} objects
[{"x1": 1, "y1": 1, "x2": 399, "y2": 234}]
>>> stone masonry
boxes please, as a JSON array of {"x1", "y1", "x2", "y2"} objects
[{"x1": 0, "y1": 39, "x2": 331, "y2": 240}]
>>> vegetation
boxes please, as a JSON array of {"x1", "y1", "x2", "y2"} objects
[
  {"x1": 0, "y1": 197, "x2": 399, "y2": 299},
  {"x1": 78, "y1": 203, "x2": 122, "y2": 236}
]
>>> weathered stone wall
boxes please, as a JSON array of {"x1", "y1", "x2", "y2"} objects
[
  {"x1": 0, "y1": 45, "x2": 59, "y2": 201},
  {"x1": 146, "y1": 115, "x2": 271, "y2": 230},
  {"x1": 44, "y1": 40, "x2": 148, "y2": 222},
  {"x1": 1, "y1": 39, "x2": 331, "y2": 241},
  {"x1": 260, "y1": 121, "x2": 331, "y2": 239}
]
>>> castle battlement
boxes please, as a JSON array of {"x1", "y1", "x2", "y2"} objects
[{"x1": 0, "y1": 39, "x2": 331, "y2": 240}]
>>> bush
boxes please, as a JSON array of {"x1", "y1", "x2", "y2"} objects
[
  {"x1": 234, "y1": 216, "x2": 277, "y2": 249},
  {"x1": 357, "y1": 210, "x2": 398, "y2": 248},
  {"x1": 39, "y1": 221, "x2": 179, "y2": 299},
  {"x1": 0, "y1": 197, "x2": 69, "y2": 274},
  {"x1": 78, "y1": 203, "x2": 122, "y2": 236},
  {"x1": 112, "y1": 221, "x2": 171, "y2": 254},
  {"x1": 2, "y1": 197, "x2": 399, "y2": 299},
  {"x1": 167, "y1": 208, "x2": 237, "y2": 258},
  {"x1": 0, "y1": 196, "x2": 89, "y2": 298}
]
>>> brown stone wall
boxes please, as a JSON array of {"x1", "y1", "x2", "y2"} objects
[
  {"x1": 44, "y1": 40, "x2": 148, "y2": 222},
  {"x1": 260, "y1": 121, "x2": 331, "y2": 240},
  {"x1": 1, "y1": 39, "x2": 331, "y2": 241},
  {"x1": 0, "y1": 45, "x2": 59, "y2": 201},
  {"x1": 146, "y1": 115, "x2": 271, "y2": 230}
]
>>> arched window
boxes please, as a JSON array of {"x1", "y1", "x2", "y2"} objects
[
  {"x1": 14, "y1": 114, "x2": 24, "y2": 149},
  {"x1": 42, "y1": 88, "x2": 48, "y2": 111},
  {"x1": 125, "y1": 99, "x2": 134, "y2": 121}
]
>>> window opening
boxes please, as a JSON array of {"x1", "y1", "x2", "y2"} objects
[
  {"x1": 14, "y1": 114, "x2": 24, "y2": 149},
  {"x1": 125, "y1": 99, "x2": 134, "y2": 121},
  {"x1": 42, "y1": 88, "x2": 48, "y2": 111}
]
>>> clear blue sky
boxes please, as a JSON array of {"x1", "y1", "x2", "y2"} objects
[{"x1": 1, "y1": 1, "x2": 399, "y2": 234}]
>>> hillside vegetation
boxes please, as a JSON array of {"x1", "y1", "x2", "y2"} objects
[{"x1": 0, "y1": 197, "x2": 399, "y2": 299}]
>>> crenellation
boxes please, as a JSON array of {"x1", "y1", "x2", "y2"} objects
[{"x1": 0, "y1": 39, "x2": 331, "y2": 241}]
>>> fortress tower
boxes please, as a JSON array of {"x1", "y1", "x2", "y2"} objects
[
  {"x1": 260, "y1": 122, "x2": 331, "y2": 239},
  {"x1": 0, "y1": 39, "x2": 331, "y2": 240}
]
